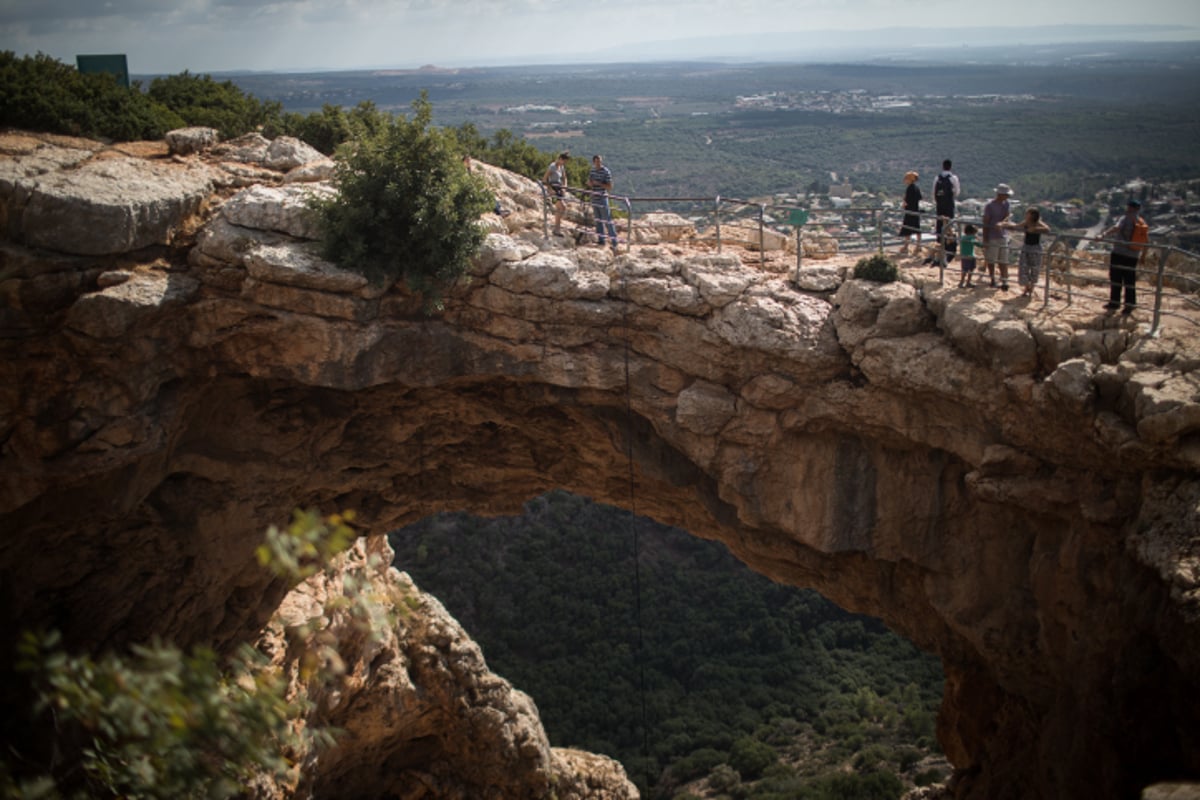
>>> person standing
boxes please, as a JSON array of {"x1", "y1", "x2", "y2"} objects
[
  {"x1": 1102, "y1": 199, "x2": 1149, "y2": 315},
  {"x1": 982, "y1": 184, "x2": 1014, "y2": 290},
  {"x1": 899, "y1": 171, "x2": 922, "y2": 255},
  {"x1": 931, "y1": 159, "x2": 959, "y2": 246},
  {"x1": 587, "y1": 154, "x2": 618, "y2": 252},
  {"x1": 543, "y1": 151, "x2": 570, "y2": 236},
  {"x1": 1004, "y1": 207, "x2": 1051, "y2": 298}
]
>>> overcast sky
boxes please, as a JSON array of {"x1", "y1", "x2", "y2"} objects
[{"x1": 3, "y1": 0, "x2": 1199, "y2": 74}]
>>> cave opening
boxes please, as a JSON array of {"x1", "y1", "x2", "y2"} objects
[{"x1": 388, "y1": 490, "x2": 948, "y2": 799}]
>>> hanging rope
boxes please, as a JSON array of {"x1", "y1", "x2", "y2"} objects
[{"x1": 620, "y1": 268, "x2": 652, "y2": 788}]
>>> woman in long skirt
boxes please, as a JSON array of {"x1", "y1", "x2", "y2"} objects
[
  {"x1": 899, "y1": 171, "x2": 922, "y2": 255},
  {"x1": 1005, "y1": 207, "x2": 1051, "y2": 298}
]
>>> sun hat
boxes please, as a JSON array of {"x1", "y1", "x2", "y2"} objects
[
  {"x1": 904, "y1": 171, "x2": 919, "y2": 182},
  {"x1": 995, "y1": 183, "x2": 1014, "y2": 196}
]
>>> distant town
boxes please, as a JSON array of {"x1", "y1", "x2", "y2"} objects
[{"x1": 772, "y1": 175, "x2": 1200, "y2": 254}]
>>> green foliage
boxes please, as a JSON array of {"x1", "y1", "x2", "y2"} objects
[
  {"x1": 852, "y1": 254, "x2": 899, "y2": 283},
  {"x1": 728, "y1": 736, "x2": 776, "y2": 781},
  {"x1": 313, "y1": 93, "x2": 492, "y2": 295},
  {"x1": 273, "y1": 101, "x2": 392, "y2": 155},
  {"x1": 256, "y1": 508, "x2": 357, "y2": 582},
  {"x1": 15, "y1": 631, "x2": 306, "y2": 800},
  {"x1": 0, "y1": 51, "x2": 184, "y2": 140},
  {"x1": 914, "y1": 767, "x2": 946, "y2": 786},
  {"x1": 806, "y1": 769, "x2": 905, "y2": 800},
  {"x1": 666, "y1": 747, "x2": 726, "y2": 784},
  {"x1": 449, "y1": 123, "x2": 589, "y2": 186},
  {"x1": 9, "y1": 509, "x2": 392, "y2": 800},
  {"x1": 145, "y1": 71, "x2": 281, "y2": 140},
  {"x1": 389, "y1": 491, "x2": 944, "y2": 798},
  {"x1": 257, "y1": 509, "x2": 398, "y2": 683}
]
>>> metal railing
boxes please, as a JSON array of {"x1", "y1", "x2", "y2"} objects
[{"x1": 537, "y1": 185, "x2": 1200, "y2": 335}]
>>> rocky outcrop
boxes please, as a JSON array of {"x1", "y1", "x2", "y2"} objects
[
  {"x1": 2, "y1": 130, "x2": 1200, "y2": 799},
  {"x1": 260, "y1": 537, "x2": 636, "y2": 799}
]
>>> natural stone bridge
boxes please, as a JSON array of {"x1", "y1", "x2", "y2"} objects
[{"x1": 2, "y1": 131, "x2": 1199, "y2": 799}]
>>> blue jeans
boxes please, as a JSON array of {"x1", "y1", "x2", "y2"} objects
[{"x1": 592, "y1": 197, "x2": 616, "y2": 246}]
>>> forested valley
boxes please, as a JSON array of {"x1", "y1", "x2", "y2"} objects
[{"x1": 389, "y1": 491, "x2": 947, "y2": 800}]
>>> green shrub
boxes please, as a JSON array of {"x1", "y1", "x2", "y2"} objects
[
  {"x1": 667, "y1": 747, "x2": 727, "y2": 783},
  {"x1": 273, "y1": 100, "x2": 392, "y2": 156},
  {"x1": 314, "y1": 93, "x2": 493, "y2": 296},
  {"x1": 708, "y1": 763, "x2": 741, "y2": 792},
  {"x1": 810, "y1": 769, "x2": 904, "y2": 800},
  {"x1": 914, "y1": 767, "x2": 945, "y2": 787},
  {"x1": 145, "y1": 71, "x2": 281, "y2": 140},
  {"x1": 450, "y1": 123, "x2": 589, "y2": 186},
  {"x1": 0, "y1": 51, "x2": 184, "y2": 140},
  {"x1": 852, "y1": 253, "x2": 899, "y2": 283},
  {"x1": 728, "y1": 736, "x2": 776, "y2": 781},
  {"x1": 9, "y1": 510, "x2": 389, "y2": 800},
  {"x1": 14, "y1": 631, "x2": 308, "y2": 800}
]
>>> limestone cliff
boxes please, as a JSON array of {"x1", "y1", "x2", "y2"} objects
[
  {"x1": 261, "y1": 536, "x2": 636, "y2": 799},
  {"x1": 2, "y1": 129, "x2": 1199, "y2": 799}
]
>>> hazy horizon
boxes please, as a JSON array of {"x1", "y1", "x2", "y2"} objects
[{"x1": 2, "y1": 0, "x2": 1199, "y2": 75}]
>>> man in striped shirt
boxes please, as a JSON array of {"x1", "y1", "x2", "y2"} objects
[{"x1": 588, "y1": 154, "x2": 618, "y2": 251}]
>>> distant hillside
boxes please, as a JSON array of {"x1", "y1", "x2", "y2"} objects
[
  {"x1": 587, "y1": 27, "x2": 1199, "y2": 65},
  {"x1": 224, "y1": 43, "x2": 1200, "y2": 200},
  {"x1": 389, "y1": 491, "x2": 947, "y2": 799}
]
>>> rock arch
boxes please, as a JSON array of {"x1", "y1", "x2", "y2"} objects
[{"x1": 3, "y1": 137, "x2": 1199, "y2": 798}]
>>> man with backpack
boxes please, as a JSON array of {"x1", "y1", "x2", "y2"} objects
[
  {"x1": 1103, "y1": 199, "x2": 1150, "y2": 315},
  {"x1": 931, "y1": 159, "x2": 959, "y2": 247}
]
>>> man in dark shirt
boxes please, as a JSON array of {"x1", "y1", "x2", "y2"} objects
[{"x1": 1103, "y1": 199, "x2": 1148, "y2": 315}]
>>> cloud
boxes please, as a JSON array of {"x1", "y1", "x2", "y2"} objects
[{"x1": 1, "y1": 0, "x2": 1197, "y2": 74}]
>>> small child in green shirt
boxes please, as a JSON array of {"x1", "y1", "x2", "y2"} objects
[{"x1": 958, "y1": 224, "x2": 978, "y2": 288}]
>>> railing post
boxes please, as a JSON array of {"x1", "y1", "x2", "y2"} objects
[
  {"x1": 624, "y1": 196, "x2": 633, "y2": 254},
  {"x1": 1043, "y1": 233, "x2": 1056, "y2": 307},
  {"x1": 795, "y1": 224, "x2": 803, "y2": 285},
  {"x1": 1065, "y1": 238, "x2": 1077, "y2": 306},
  {"x1": 540, "y1": 183, "x2": 549, "y2": 240},
  {"x1": 715, "y1": 195, "x2": 722, "y2": 253},
  {"x1": 758, "y1": 204, "x2": 766, "y2": 270},
  {"x1": 1150, "y1": 244, "x2": 1167, "y2": 336},
  {"x1": 937, "y1": 217, "x2": 946, "y2": 287}
]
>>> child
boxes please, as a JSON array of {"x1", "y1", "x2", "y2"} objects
[
  {"x1": 924, "y1": 223, "x2": 956, "y2": 266},
  {"x1": 943, "y1": 224, "x2": 958, "y2": 264},
  {"x1": 958, "y1": 224, "x2": 977, "y2": 287},
  {"x1": 1004, "y1": 208, "x2": 1051, "y2": 298}
]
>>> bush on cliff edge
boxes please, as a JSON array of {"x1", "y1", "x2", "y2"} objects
[
  {"x1": 852, "y1": 253, "x2": 899, "y2": 283},
  {"x1": 313, "y1": 93, "x2": 493, "y2": 297}
]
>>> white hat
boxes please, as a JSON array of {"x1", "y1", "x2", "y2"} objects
[{"x1": 994, "y1": 183, "x2": 1014, "y2": 196}]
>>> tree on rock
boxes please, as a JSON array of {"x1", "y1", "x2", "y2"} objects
[{"x1": 315, "y1": 93, "x2": 493, "y2": 297}]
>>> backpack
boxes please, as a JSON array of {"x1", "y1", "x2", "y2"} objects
[
  {"x1": 935, "y1": 173, "x2": 954, "y2": 200},
  {"x1": 1131, "y1": 216, "x2": 1149, "y2": 252}
]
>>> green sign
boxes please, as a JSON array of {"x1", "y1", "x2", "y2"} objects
[
  {"x1": 76, "y1": 54, "x2": 129, "y2": 88},
  {"x1": 787, "y1": 209, "x2": 809, "y2": 226}
]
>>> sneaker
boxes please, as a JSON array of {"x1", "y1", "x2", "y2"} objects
[
  {"x1": 1000, "y1": 283, "x2": 1009, "y2": 292},
  {"x1": 1121, "y1": 305, "x2": 1135, "y2": 316},
  {"x1": 1104, "y1": 302, "x2": 1120, "y2": 311}
]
